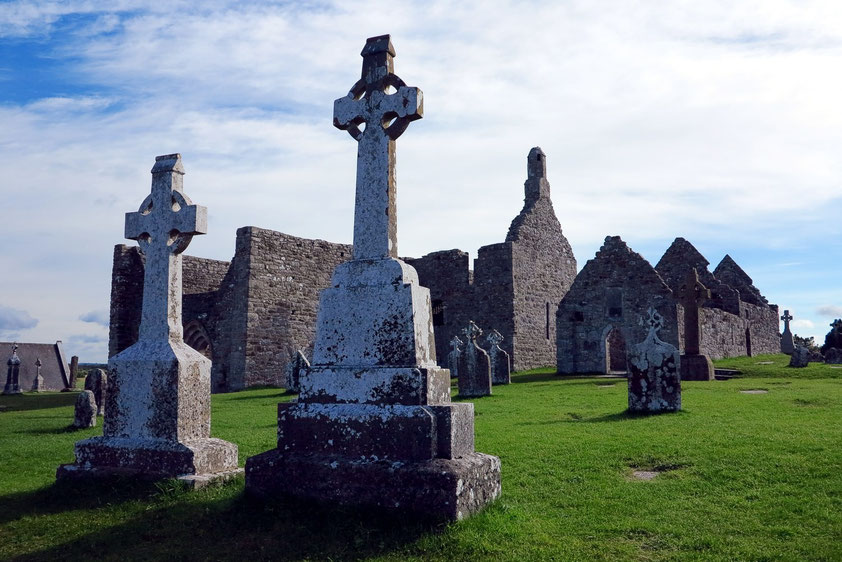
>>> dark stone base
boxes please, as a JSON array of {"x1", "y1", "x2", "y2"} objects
[
  {"x1": 245, "y1": 450, "x2": 501, "y2": 521},
  {"x1": 56, "y1": 436, "x2": 240, "y2": 486},
  {"x1": 680, "y1": 354, "x2": 714, "y2": 381}
]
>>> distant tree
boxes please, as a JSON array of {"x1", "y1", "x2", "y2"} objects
[
  {"x1": 794, "y1": 334, "x2": 819, "y2": 353},
  {"x1": 820, "y1": 319, "x2": 842, "y2": 354}
]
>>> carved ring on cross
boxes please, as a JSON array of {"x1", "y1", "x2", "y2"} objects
[
  {"x1": 135, "y1": 190, "x2": 197, "y2": 255},
  {"x1": 339, "y1": 73, "x2": 417, "y2": 141}
]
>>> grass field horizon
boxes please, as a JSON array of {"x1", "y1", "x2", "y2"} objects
[{"x1": 1, "y1": 353, "x2": 840, "y2": 560}]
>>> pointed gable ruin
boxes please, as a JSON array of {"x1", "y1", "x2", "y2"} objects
[{"x1": 556, "y1": 236, "x2": 678, "y2": 374}]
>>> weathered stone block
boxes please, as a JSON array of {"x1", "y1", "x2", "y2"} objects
[
  {"x1": 681, "y1": 354, "x2": 715, "y2": 381},
  {"x1": 73, "y1": 390, "x2": 97, "y2": 428},
  {"x1": 84, "y1": 368, "x2": 107, "y2": 416},
  {"x1": 628, "y1": 308, "x2": 681, "y2": 413},
  {"x1": 300, "y1": 366, "x2": 450, "y2": 405}
]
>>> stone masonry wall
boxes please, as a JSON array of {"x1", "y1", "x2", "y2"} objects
[
  {"x1": 108, "y1": 245, "x2": 144, "y2": 359},
  {"x1": 241, "y1": 227, "x2": 352, "y2": 388},
  {"x1": 472, "y1": 242, "x2": 516, "y2": 363},
  {"x1": 557, "y1": 236, "x2": 678, "y2": 374}
]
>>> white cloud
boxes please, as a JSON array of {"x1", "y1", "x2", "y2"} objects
[
  {"x1": 0, "y1": 305, "x2": 38, "y2": 336},
  {"x1": 817, "y1": 305, "x2": 842, "y2": 317},
  {"x1": 79, "y1": 310, "x2": 109, "y2": 327},
  {"x1": 792, "y1": 319, "x2": 815, "y2": 330}
]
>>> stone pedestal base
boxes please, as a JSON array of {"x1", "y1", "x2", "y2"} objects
[
  {"x1": 56, "y1": 436, "x2": 240, "y2": 488},
  {"x1": 680, "y1": 354, "x2": 714, "y2": 381},
  {"x1": 245, "y1": 450, "x2": 500, "y2": 521}
]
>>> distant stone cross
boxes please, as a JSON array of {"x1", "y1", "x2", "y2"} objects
[
  {"x1": 124, "y1": 154, "x2": 207, "y2": 342},
  {"x1": 449, "y1": 336, "x2": 463, "y2": 353},
  {"x1": 486, "y1": 330, "x2": 504, "y2": 347},
  {"x1": 676, "y1": 268, "x2": 710, "y2": 355},
  {"x1": 333, "y1": 34, "x2": 423, "y2": 260},
  {"x1": 462, "y1": 321, "x2": 483, "y2": 343},
  {"x1": 644, "y1": 307, "x2": 664, "y2": 336},
  {"x1": 781, "y1": 310, "x2": 793, "y2": 330}
]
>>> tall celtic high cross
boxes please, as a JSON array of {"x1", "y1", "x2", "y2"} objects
[
  {"x1": 676, "y1": 268, "x2": 710, "y2": 355},
  {"x1": 781, "y1": 310, "x2": 793, "y2": 330},
  {"x1": 124, "y1": 154, "x2": 207, "y2": 342},
  {"x1": 333, "y1": 34, "x2": 423, "y2": 260}
]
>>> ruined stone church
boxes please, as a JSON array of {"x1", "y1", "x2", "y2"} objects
[{"x1": 108, "y1": 147, "x2": 779, "y2": 391}]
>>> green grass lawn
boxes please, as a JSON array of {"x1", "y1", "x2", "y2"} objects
[{"x1": 0, "y1": 353, "x2": 840, "y2": 561}]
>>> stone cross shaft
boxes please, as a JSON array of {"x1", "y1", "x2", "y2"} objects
[
  {"x1": 124, "y1": 154, "x2": 207, "y2": 342},
  {"x1": 333, "y1": 34, "x2": 423, "y2": 260},
  {"x1": 463, "y1": 321, "x2": 482, "y2": 343},
  {"x1": 781, "y1": 310, "x2": 793, "y2": 330},
  {"x1": 676, "y1": 268, "x2": 710, "y2": 355}
]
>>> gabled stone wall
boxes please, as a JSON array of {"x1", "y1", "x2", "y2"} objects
[{"x1": 557, "y1": 236, "x2": 678, "y2": 374}]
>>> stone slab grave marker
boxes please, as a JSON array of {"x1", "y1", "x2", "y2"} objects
[
  {"x1": 457, "y1": 321, "x2": 492, "y2": 397},
  {"x1": 447, "y1": 336, "x2": 463, "y2": 379},
  {"x1": 57, "y1": 154, "x2": 241, "y2": 487},
  {"x1": 245, "y1": 35, "x2": 500, "y2": 521},
  {"x1": 65, "y1": 355, "x2": 79, "y2": 392},
  {"x1": 73, "y1": 390, "x2": 97, "y2": 428},
  {"x1": 628, "y1": 307, "x2": 681, "y2": 413},
  {"x1": 31, "y1": 358, "x2": 44, "y2": 392},
  {"x1": 780, "y1": 309, "x2": 794, "y2": 354},
  {"x1": 485, "y1": 329, "x2": 511, "y2": 385},
  {"x1": 676, "y1": 268, "x2": 714, "y2": 381},
  {"x1": 3, "y1": 344, "x2": 21, "y2": 395},
  {"x1": 84, "y1": 368, "x2": 107, "y2": 416}
]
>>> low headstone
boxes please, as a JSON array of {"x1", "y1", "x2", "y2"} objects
[
  {"x1": 3, "y1": 344, "x2": 21, "y2": 395},
  {"x1": 73, "y1": 390, "x2": 97, "y2": 428},
  {"x1": 780, "y1": 310, "x2": 794, "y2": 354},
  {"x1": 84, "y1": 368, "x2": 107, "y2": 416},
  {"x1": 628, "y1": 307, "x2": 681, "y2": 413},
  {"x1": 789, "y1": 345, "x2": 809, "y2": 368},
  {"x1": 457, "y1": 321, "x2": 492, "y2": 397},
  {"x1": 31, "y1": 358, "x2": 45, "y2": 392},
  {"x1": 447, "y1": 336, "x2": 463, "y2": 379},
  {"x1": 285, "y1": 350, "x2": 309, "y2": 393},
  {"x1": 57, "y1": 153, "x2": 240, "y2": 487},
  {"x1": 676, "y1": 268, "x2": 715, "y2": 381},
  {"x1": 245, "y1": 36, "x2": 499, "y2": 520},
  {"x1": 824, "y1": 348, "x2": 842, "y2": 364},
  {"x1": 485, "y1": 329, "x2": 511, "y2": 385}
]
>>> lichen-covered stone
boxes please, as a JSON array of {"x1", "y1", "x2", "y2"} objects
[
  {"x1": 245, "y1": 36, "x2": 499, "y2": 521},
  {"x1": 628, "y1": 308, "x2": 681, "y2": 413},
  {"x1": 447, "y1": 336, "x2": 462, "y2": 379},
  {"x1": 789, "y1": 345, "x2": 810, "y2": 368},
  {"x1": 73, "y1": 390, "x2": 97, "y2": 428},
  {"x1": 824, "y1": 348, "x2": 842, "y2": 364},
  {"x1": 457, "y1": 321, "x2": 492, "y2": 397},
  {"x1": 84, "y1": 368, "x2": 107, "y2": 416},
  {"x1": 58, "y1": 154, "x2": 240, "y2": 486},
  {"x1": 3, "y1": 344, "x2": 21, "y2": 395}
]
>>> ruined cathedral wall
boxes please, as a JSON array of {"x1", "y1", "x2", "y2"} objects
[
  {"x1": 743, "y1": 302, "x2": 780, "y2": 356},
  {"x1": 240, "y1": 227, "x2": 352, "y2": 388},
  {"x1": 472, "y1": 242, "x2": 516, "y2": 362},
  {"x1": 508, "y1": 199, "x2": 577, "y2": 371},
  {"x1": 697, "y1": 307, "x2": 748, "y2": 359},
  {"x1": 404, "y1": 249, "x2": 472, "y2": 366}
]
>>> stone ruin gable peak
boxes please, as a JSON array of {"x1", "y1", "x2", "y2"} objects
[
  {"x1": 713, "y1": 254, "x2": 769, "y2": 306},
  {"x1": 654, "y1": 237, "x2": 716, "y2": 291}
]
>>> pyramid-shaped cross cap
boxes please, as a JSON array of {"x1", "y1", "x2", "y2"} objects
[
  {"x1": 333, "y1": 34, "x2": 423, "y2": 260},
  {"x1": 124, "y1": 154, "x2": 207, "y2": 342}
]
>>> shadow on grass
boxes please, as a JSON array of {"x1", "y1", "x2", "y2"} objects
[
  {"x1": 224, "y1": 387, "x2": 297, "y2": 401},
  {"x1": 0, "y1": 393, "x2": 78, "y2": 412},
  {"x1": 10, "y1": 480, "x2": 443, "y2": 561},
  {"x1": 20, "y1": 423, "x2": 91, "y2": 436},
  {"x1": 584, "y1": 409, "x2": 688, "y2": 423}
]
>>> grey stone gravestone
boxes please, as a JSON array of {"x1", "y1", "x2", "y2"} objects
[
  {"x1": 57, "y1": 154, "x2": 241, "y2": 487},
  {"x1": 65, "y1": 355, "x2": 79, "y2": 392},
  {"x1": 485, "y1": 329, "x2": 511, "y2": 385},
  {"x1": 285, "y1": 350, "x2": 309, "y2": 393},
  {"x1": 73, "y1": 390, "x2": 97, "y2": 429},
  {"x1": 780, "y1": 310, "x2": 794, "y2": 355},
  {"x1": 3, "y1": 344, "x2": 21, "y2": 395},
  {"x1": 676, "y1": 268, "x2": 714, "y2": 381},
  {"x1": 457, "y1": 321, "x2": 492, "y2": 397},
  {"x1": 84, "y1": 368, "x2": 107, "y2": 416},
  {"x1": 789, "y1": 345, "x2": 809, "y2": 368},
  {"x1": 447, "y1": 336, "x2": 463, "y2": 379},
  {"x1": 245, "y1": 35, "x2": 500, "y2": 521},
  {"x1": 628, "y1": 307, "x2": 681, "y2": 413},
  {"x1": 31, "y1": 358, "x2": 45, "y2": 392}
]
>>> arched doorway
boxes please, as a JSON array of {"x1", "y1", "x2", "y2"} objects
[
  {"x1": 184, "y1": 320, "x2": 212, "y2": 360},
  {"x1": 605, "y1": 326, "x2": 628, "y2": 374}
]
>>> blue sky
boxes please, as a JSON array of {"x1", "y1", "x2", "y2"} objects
[{"x1": 1, "y1": 1, "x2": 840, "y2": 362}]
